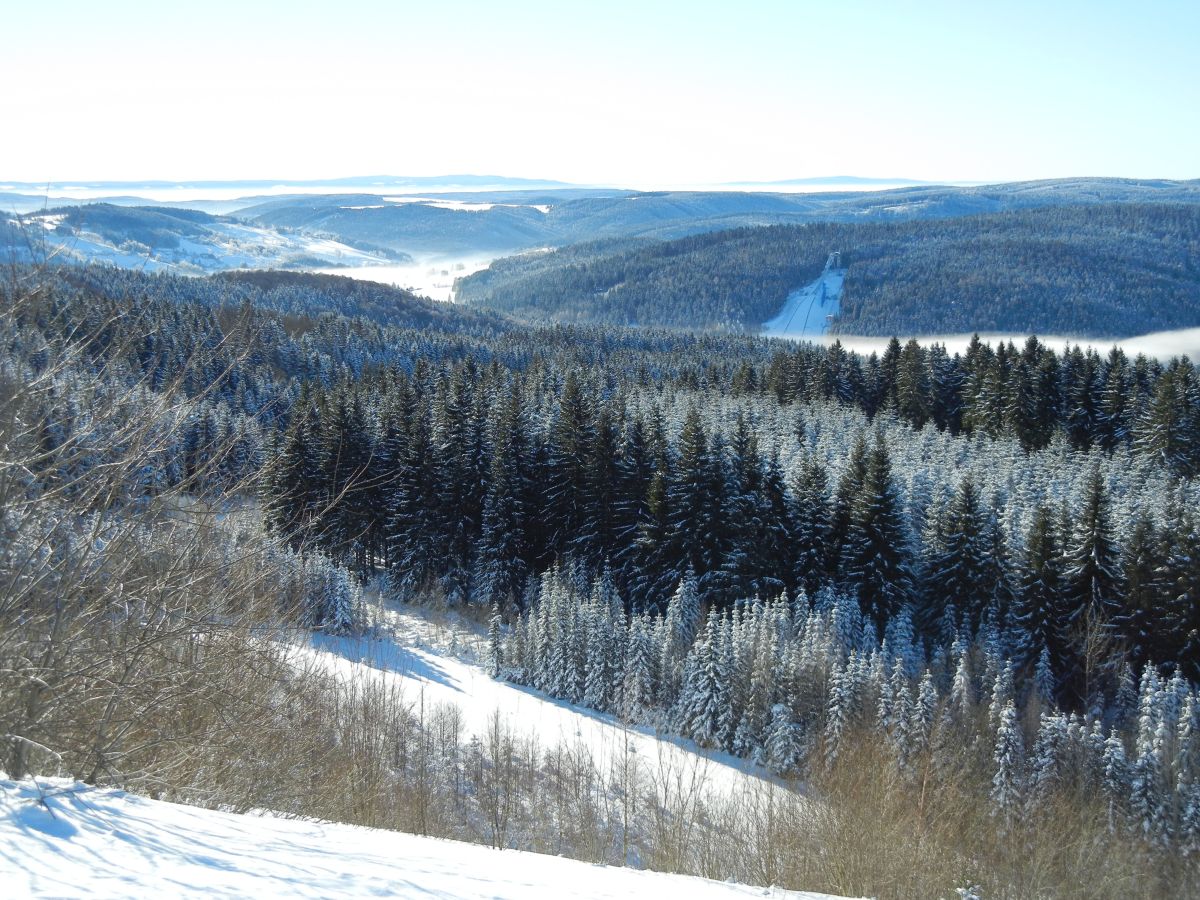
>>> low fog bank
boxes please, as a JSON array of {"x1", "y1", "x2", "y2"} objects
[
  {"x1": 783, "y1": 328, "x2": 1200, "y2": 362},
  {"x1": 306, "y1": 255, "x2": 497, "y2": 302}
]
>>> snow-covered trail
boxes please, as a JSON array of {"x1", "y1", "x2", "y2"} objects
[
  {"x1": 0, "y1": 778, "x2": 851, "y2": 899},
  {"x1": 297, "y1": 622, "x2": 786, "y2": 801},
  {"x1": 762, "y1": 255, "x2": 846, "y2": 339}
]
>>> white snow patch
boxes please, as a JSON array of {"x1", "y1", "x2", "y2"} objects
[{"x1": 0, "y1": 777, "x2": 847, "y2": 899}]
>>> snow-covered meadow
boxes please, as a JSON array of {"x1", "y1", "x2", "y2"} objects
[{"x1": 0, "y1": 777, "x2": 849, "y2": 899}]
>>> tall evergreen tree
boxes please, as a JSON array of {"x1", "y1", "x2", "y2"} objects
[
  {"x1": 843, "y1": 439, "x2": 914, "y2": 630},
  {"x1": 1062, "y1": 468, "x2": 1123, "y2": 630},
  {"x1": 791, "y1": 453, "x2": 832, "y2": 596},
  {"x1": 1012, "y1": 505, "x2": 1070, "y2": 680}
]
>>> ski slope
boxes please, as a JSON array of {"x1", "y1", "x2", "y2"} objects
[
  {"x1": 0, "y1": 777, "x2": 849, "y2": 899},
  {"x1": 763, "y1": 257, "x2": 846, "y2": 339}
]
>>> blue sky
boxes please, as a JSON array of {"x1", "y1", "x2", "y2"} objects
[{"x1": 2, "y1": 0, "x2": 1197, "y2": 185}]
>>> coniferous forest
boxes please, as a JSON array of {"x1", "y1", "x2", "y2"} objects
[
  {"x1": 4, "y1": 259, "x2": 1200, "y2": 895},
  {"x1": 7, "y1": 0, "x2": 1200, "y2": 894},
  {"x1": 456, "y1": 203, "x2": 1200, "y2": 336}
]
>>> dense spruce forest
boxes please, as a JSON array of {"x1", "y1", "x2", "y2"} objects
[
  {"x1": 457, "y1": 203, "x2": 1200, "y2": 337},
  {"x1": 5, "y1": 261, "x2": 1200, "y2": 894}
]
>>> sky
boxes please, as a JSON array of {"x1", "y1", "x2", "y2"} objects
[{"x1": 2, "y1": 0, "x2": 1197, "y2": 187}]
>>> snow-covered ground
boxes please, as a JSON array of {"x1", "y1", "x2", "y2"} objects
[
  {"x1": 296, "y1": 603, "x2": 787, "y2": 802},
  {"x1": 762, "y1": 261, "x2": 846, "y2": 339},
  {"x1": 0, "y1": 777, "x2": 847, "y2": 899},
  {"x1": 13, "y1": 215, "x2": 390, "y2": 276}
]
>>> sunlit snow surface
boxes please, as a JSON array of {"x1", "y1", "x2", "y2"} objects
[
  {"x1": 15, "y1": 216, "x2": 390, "y2": 276},
  {"x1": 762, "y1": 268, "x2": 846, "y2": 339},
  {"x1": 295, "y1": 603, "x2": 792, "y2": 801},
  {"x1": 0, "y1": 777, "x2": 850, "y2": 899}
]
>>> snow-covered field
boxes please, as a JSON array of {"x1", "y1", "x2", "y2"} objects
[
  {"x1": 297, "y1": 603, "x2": 786, "y2": 802},
  {"x1": 762, "y1": 263, "x2": 846, "y2": 339},
  {"x1": 0, "y1": 777, "x2": 846, "y2": 899}
]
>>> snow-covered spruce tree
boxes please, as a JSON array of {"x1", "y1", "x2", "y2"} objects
[
  {"x1": 1113, "y1": 513, "x2": 1166, "y2": 668},
  {"x1": 473, "y1": 381, "x2": 532, "y2": 612},
  {"x1": 663, "y1": 408, "x2": 726, "y2": 607},
  {"x1": 622, "y1": 614, "x2": 658, "y2": 718},
  {"x1": 1160, "y1": 500, "x2": 1200, "y2": 681},
  {"x1": 487, "y1": 602, "x2": 503, "y2": 679},
  {"x1": 1061, "y1": 466, "x2": 1123, "y2": 704},
  {"x1": 842, "y1": 437, "x2": 914, "y2": 631},
  {"x1": 911, "y1": 669, "x2": 938, "y2": 759},
  {"x1": 1029, "y1": 711, "x2": 1069, "y2": 808},
  {"x1": 765, "y1": 702, "x2": 807, "y2": 775},
  {"x1": 1103, "y1": 730, "x2": 1131, "y2": 832},
  {"x1": 1034, "y1": 646, "x2": 1057, "y2": 706},
  {"x1": 824, "y1": 655, "x2": 859, "y2": 769},
  {"x1": 656, "y1": 570, "x2": 699, "y2": 705},
  {"x1": 950, "y1": 644, "x2": 975, "y2": 725},
  {"x1": 1134, "y1": 359, "x2": 1200, "y2": 477},
  {"x1": 302, "y1": 553, "x2": 363, "y2": 635},
  {"x1": 1130, "y1": 670, "x2": 1171, "y2": 846},
  {"x1": 791, "y1": 452, "x2": 832, "y2": 597},
  {"x1": 386, "y1": 395, "x2": 443, "y2": 601},
  {"x1": 1012, "y1": 504, "x2": 1068, "y2": 675},
  {"x1": 990, "y1": 700, "x2": 1025, "y2": 829},
  {"x1": 921, "y1": 476, "x2": 993, "y2": 634},
  {"x1": 675, "y1": 610, "x2": 728, "y2": 748}
]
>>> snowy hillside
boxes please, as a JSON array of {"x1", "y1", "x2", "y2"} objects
[
  {"x1": 0, "y1": 778, "x2": 849, "y2": 899},
  {"x1": 297, "y1": 604, "x2": 788, "y2": 803},
  {"x1": 5, "y1": 205, "x2": 400, "y2": 276}
]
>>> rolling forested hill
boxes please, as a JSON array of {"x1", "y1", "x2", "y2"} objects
[
  {"x1": 457, "y1": 203, "x2": 1200, "y2": 337},
  {"x1": 234, "y1": 178, "x2": 1200, "y2": 255}
]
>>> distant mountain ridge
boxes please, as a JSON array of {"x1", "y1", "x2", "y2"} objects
[
  {"x1": 725, "y1": 175, "x2": 936, "y2": 187},
  {"x1": 0, "y1": 174, "x2": 579, "y2": 192},
  {"x1": 238, "y1": 177, "x2": 1200, "y2": 256}
]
